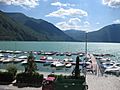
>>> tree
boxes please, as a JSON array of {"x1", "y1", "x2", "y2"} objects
[
  {"x1": 72, "y1": 56, "x2": 80, "y2": 78},
  {"x1": 25, "y1": 51, "x2": 37, "y2": 74}
]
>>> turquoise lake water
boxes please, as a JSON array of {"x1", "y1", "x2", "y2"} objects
[{"x1": 0, "y1": 41, "x2": 120, "y2": 73}]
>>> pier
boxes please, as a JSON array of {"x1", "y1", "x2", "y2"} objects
[{"x1": 89, "y1": 54, "x2": 102, "y2": 76}]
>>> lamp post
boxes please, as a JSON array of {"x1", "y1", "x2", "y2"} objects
[{"x1": 84, "y1": 31, "x2": 88, "y2": 85}]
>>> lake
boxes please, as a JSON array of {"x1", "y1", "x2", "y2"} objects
[{"x1": 0, "y1": 41, "x2": 120, "y2": 73}]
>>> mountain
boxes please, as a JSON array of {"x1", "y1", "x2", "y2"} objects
[
  {"x1": 88, "y1": 24, "x2": 120, "y2": 42},
  {"x1": 6, "y1": 12, "x2": 73, "y2": 41},
  {"x1": 0, "y1": 10, "x2": 73, "y2": 41},
  {"x1": 0, "y1": 11, "x2": 48, "y2": 41},
  {"x1": 64, "y1": 30, "x2": 85, "y2": 41},
  {"x1": 64, "y1": 24, "x2": 120, "y2": 43}
]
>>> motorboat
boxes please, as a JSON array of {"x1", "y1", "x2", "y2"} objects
[
  {"x1": 105, "y1": 65, "x2": 120, "y2": 73},
  {"x1": 51, "y1": 61, "x2": 65, "y2": 67},
  {"x1": 99, "y1": 58, "x2": 111, "y2": 63},
  {"x1": 0, "y1": 53, "x2": 4, "y2": 57},
  {"x1": 102, "y1": 62, "x2": 114, "y2": 69},
  {"x1": 40, "y1": 56, "x2": 47, "y2": 60},
  {"x1": 63, "y1": 58, "x2": 73, "y2": 62},
  {"x1": 14, "y1": 51, "x2": 22, "y2": 54},
  {"x1": 21, "y1": 60, "x2": 27, "y2": 64},
  {"x1": 18, "y1": 55, "x2": 28, "y2": 59},
  {"x1": 65, "y1": 63, "x2": 72, "y2": 68},
  {"x1": 14, "y1": 58, "x2": 24, "y2": 63},
  {"x1": 47, "y1": 57, "x2": 53, "y2": 60},
  {"x1": 2, "y1": 58, "x2": 13, "y2": 63}
]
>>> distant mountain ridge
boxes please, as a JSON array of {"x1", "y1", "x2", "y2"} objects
[
  {"x1": 1, "y1": 10, "x2": 120, "y2": 42},
  {"x1": 64, "y1": 30, "x2": 85, "y2": 41},
  {"x1": 65, "y1": 24, "x2": 120, "y2": 43},
  {"x1": 0, "y1": 10, "x2": 73, "y2": 41}
]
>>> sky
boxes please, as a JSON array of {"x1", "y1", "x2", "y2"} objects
[{"x1": 0, "y1": 0, "x2": 120, "y2": 32}]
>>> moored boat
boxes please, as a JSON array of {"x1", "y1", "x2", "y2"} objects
[
  {"x1": 51, "y1": 61, "x2": 65, "y2": 67},
  {"x1": 65, "y1": 63, "x2": 72, "y2": 68}
]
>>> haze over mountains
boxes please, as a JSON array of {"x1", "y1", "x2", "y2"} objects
[
  {"x1": 65, "y1": 24, "x2": 120, "y2": 42},
  {"x1": 0, "y1": 10, "x2": 120, "y2": 42}
]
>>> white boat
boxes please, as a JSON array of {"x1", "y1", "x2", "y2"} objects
[
  {"x1": 114, "y1": 63, "x2": 120, "y2": 67},
  {"x1": 14, "y1": 51, "x2": 22, "y2": 54},
  {"x1": 5, "y1": 50, "x2": 14, "y2": 53},
  {"x1": 0, "y1": 58, "x2": 4, "y2": 62},
  {"x1": 47, "y1": 57, "x2": 53, "y2": 60},
  {"x1": 105, "y1": 65, "x2": 120, "y2": 72},
  {"x1": 51, "y1": 61, "x2": 65, "y2": 67},
  {"x1": 21, "y1": 60, "x2": 27, "y2": 64},
  {"x1": 0, "y1": 53, "x2": 4, "y2": 57},
  {"x1": 102, "y1": 62, "x2": 114, "y2": 69},
  {"x1": 63, "y1": 58, "x2": 73, "y2": 62},
  {"x1": 14, "y1": 58, "x2": 24, "y2": 63},
  {"x1": 2, "y1": 58, "x2": 13, "y2": 63},
  {"x1": 18, "y1": 55, "x2": 28, "y2": 59},
  {"x1": 65, "y1": 63, "x2": 72, "y2": 68},
  {"x1": 99, "y1": 58, "x2": 111, "y2": 63}
]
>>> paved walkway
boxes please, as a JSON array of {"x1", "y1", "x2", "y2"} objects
[
  {"x1": 89, "y1": 54, "x2": 102, "y2": 76},
  {"x1": 86, "y1": 75, "x2": 120, "y2": 90}
]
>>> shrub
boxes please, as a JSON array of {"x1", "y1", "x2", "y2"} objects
[
  {"x1": 16, "y1": 72, "x2": 43, "y2": 86},
  {"x1": 0, "y1": 71, "x2": 14, "y2": 84},
  {"x1": 6, "y1": 64, "x2": 17, "y2": 76}
]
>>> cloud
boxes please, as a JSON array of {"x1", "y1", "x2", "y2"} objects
[
  {"x1": 96, "y1": 22, "x2": 100, "y2": 24},
  {"x1": 51, "y1": 2, "x2": 75, "y2": 7},
  {"x1": 68, "y1": 18, "x2": 81, "y2": 24},
  {"x1": 45, "y1": 8, "x2": 88, "y2": 18},
  {"x1": 102, "y1": 0, "x2": 120, "y2": 8},
  {"x1": 56, "y1": 18, "x2": 90, "y2": 31},
  {"x1": 84, "y1": 21, "x2": 90, "y2": 25},
  {"x1": 113, "y1": 19, "x2": 120, "y2": 24},
  {"x1": 0, "y1": 0, "x2": 39, "y2": 8},
  {"x1": 56, "y1": 21, "x2": 81, "y2": 30}
]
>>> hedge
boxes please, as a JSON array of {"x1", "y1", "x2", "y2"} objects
[
  {"x1": 0, "y1": 71, "x2": 14, "y2": 84},
  {"x1": 16, "y1": 72, "x2": 43, "y2": 86}
]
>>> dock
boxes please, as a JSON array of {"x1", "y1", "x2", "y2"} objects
[{"x1": 89, "y1": 54, "x2": 103, "y2": 76}]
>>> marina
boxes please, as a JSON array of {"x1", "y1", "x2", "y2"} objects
[
  {"x1": 0, "y1": 42, "x2": 120, "y2": 90},
  {"x1": 0, "y1": 49, "x2": 120, "y2": 76}
]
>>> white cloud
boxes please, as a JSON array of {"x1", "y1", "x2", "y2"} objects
[
  {"x1": 113, "y1": 19, "x2": 120, "y2": 24},
  {"x1": 45, "y1": 8, "x2": 88, "y2": 18},
  {"x1": 51, "y1": 2, "x2": 75, "y2": 7},
  {"x1": 102, "y1": 0, "x2": 120, "y2": 8},
  {"x1": 56, "y1": 21, "x2": 81, "y2": 30},
  {"x1": 56, "y1": 18, "x2": 90, "y2": 31},
  {"x1": 96, "y1": 22, "x2": 100, "y2": 24},
  {"x1": 0, "y1": 0, "x2": 39, "y2": 8},
  {"x1": 68, "y1": 18, "x2": 81, "y2": 23},
  {"x1": 84, "y1": 21, "x2": 90, "y2": 25},
  {"x1": 51, "y1": 2, "x2": 67, "y2": 7}
]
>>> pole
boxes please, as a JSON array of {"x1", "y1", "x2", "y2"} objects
[
  {"x1": 84, "y1": 32, "x2": 87, "y2": 85},
  {"x1": 85, "y1": 32, "x2": 87, "y2": 58}
]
